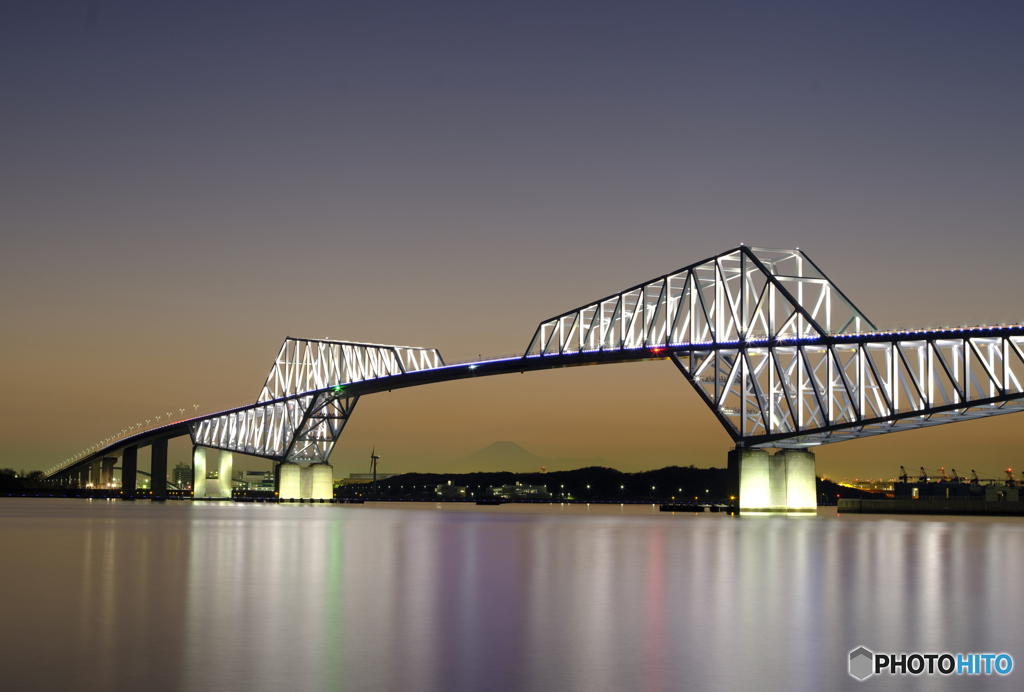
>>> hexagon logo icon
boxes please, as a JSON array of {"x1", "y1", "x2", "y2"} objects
[{"x1": 849, "y1": 647, "x2": 874, "y2": 680}]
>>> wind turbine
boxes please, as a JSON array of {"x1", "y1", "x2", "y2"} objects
[{"x1": 370, "y1": 446, "x2": 380, "y2": 497}]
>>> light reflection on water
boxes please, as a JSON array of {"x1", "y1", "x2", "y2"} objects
[{"x1": 1, "y1": 499, "x2": 1022, "y2": 691}]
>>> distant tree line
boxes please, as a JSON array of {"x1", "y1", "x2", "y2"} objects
[
  {"x1": 337, "y1": 464, "x2": 882, "y2": 504},
  {"x1": 336, "y1": 464, "x2": 723, "y2": 502},
  {"x1": 0, "y1": 468, "x2": 45, "y2": 490}
]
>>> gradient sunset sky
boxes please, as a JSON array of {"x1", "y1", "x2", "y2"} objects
[{"x1": 3, "y1": 2, "x2": 1024, "y2": 480}]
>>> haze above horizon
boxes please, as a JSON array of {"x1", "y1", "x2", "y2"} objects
[{"x1": 3, "y1": 2, "x2": 1024, "y2": 480}]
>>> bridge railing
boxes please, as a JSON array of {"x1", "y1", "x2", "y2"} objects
[{"x1": 441, "y1": 352, "x2": 526, "y2": 366}]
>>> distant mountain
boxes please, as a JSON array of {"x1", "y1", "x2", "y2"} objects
[
  {"x1": 462, "y1": 441, "x2": 539, "y2": 464},
  {"x1": 452, "y1": 441, "x2": 608, "y2": 473}
]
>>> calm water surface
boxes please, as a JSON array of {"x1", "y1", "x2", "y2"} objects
[{"x1": 1, "y1": 499, "x2": 1022, "y2": 691}]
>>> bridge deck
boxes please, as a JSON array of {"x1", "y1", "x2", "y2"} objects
[{"x1": 46, "y1": 324, "x2": 1024, "y2": 480}]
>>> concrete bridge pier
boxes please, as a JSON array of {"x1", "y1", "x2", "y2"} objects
[
  {"x1": 78, "y1": 466, "x2": 89, "y2": 488},
  {"x1": 218, "y1": 451, "x2": 233, "y2": 499},
  {"x1": 90, "y1": 460, "x2": 102, "y2": 487},
  {"x1": 311, "y1": 464, "x2": 333, "y2": 499},
  {"x1": 729, "y1": 447, "x2": 816, "y2": 513},
  {"x1": 277, "y1": 462, "x2": 334, "y2": 501},
  {"x1": 191, "y1": 447, "x2": 233, "y2": 499},
  {"x1": 122, "y1": 446, "x2": 138, "y2": 500},
  {"x1": 101, "y1": 457, "x2": 116, "y2": 487},
  {"x1": 151, "y1": 439, "x2": 168, "y2": 500},
  {"x1": 278, "y1": 462, "x2": 299, "y2": 500},
  {"x1": 192, "y1": 446, "x2": 206, "y2": 498}
]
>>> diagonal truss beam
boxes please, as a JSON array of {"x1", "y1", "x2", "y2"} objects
[
  {"x1": 189, "y1": 393, "x2": 360, "y2": 463},
  {"x1": 526, "y1": 246, "x2": 875, "y2": 358},
  {"x1": 258, "y1": 338, "x2": 444, "y2": 402},
  {"x1": 668, "y1": 329, "x2": 1024, "y2": 448}
]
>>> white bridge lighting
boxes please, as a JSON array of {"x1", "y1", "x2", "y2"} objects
[{"x1": 45, "y1": 247, "x2": 1024, "y2": 480}]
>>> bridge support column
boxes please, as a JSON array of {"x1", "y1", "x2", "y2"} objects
[
  {"x1": 122, "y1": 446, "x2": 137, "y2": 500},
  {"x1": 311, "y1": 464, "x2": 333, "y2": 501},
  {"x1": 90, "y1": 459, "x2": 102, "y2": 486},
  {"x1": 218, "y1": 451, "x2": 233, "y2": 499},
  {"x1": 777, "y1": 450, "x2": 817, "y2": 511},
  {"x1": 274, "y1": 463, "x2": 334, "y2": 501},
  {"x1": 101, "y1": 457, "x2": 116, "y2": 487},
  {"x1": 729, "y1": 448, "x2": 769, "y2": 510},
  {"x1": 729, "y1": 447, "x2": 816, "y2": 513},
  {"x1": 278, "y1": 463, "x2": 300, "y2": 500},
  {"x1": 151, "y1": 439, "x2": 168, "y2": 501},
  {"x1": 192, "y1": 446, "x2": 207, "y2": 498},
  {"x1": 78, "y1": 466, "x2": 89, "y2": 488}
]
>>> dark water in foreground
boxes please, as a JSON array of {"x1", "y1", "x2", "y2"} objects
[{"x1": 1, "y1": 499, "x2": 1021, "y2": 692}]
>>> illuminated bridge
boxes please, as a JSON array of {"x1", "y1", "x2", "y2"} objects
[{"x1": 44, "y1": 247, "x2": 1024, "y2": 511}]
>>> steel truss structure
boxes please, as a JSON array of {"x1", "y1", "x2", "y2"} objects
[
  {"x1": 46, "y1": 246, "x2": 1024, "y2": 481},
  {"x1": 526, "y1": 246, "x2": 873, "y2": 355},
  {"x1": 669, "y1": 327, "x2": 1024, "y2": 447},
  {"x1": 258, "y1": 338, "x2": 444, "y2": 401},
  {"x1": 190, "y1": 339, "x2": 443, "y2": 463},
  {"x1": 526, "y1": 246, "x2": 1024, "y2": 448}
]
